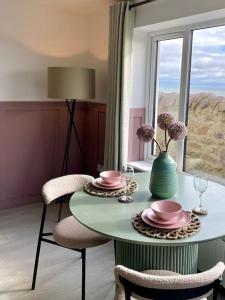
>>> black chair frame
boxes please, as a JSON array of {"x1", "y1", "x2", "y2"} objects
[
  {"x1": 32, "y1": 199, "x2": 87, "y2": 300},
  {"x1": 119, "y1": 275, "x2": 221, "y2": 300}
]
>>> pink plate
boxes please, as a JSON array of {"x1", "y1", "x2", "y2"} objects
[
  {"x1": 146, "y1": 208, "x2": 183, "y2": 225},
  {"x1": 141, "y1": 209, "x2": 191, "y2": 230},
  {"x1": 92, "y1": 179, "x2": 125, "y2": 190},
  {"x1": 96, "y1": 178, "x2": 119, "y2": 187}
]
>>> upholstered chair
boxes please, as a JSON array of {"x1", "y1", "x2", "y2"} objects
[
  {"x1": 32, "y1": 174, "x2": 110, "y2": 300},
  {"x1": 114, "y1": 262, "x2": 225, "y2": 300}
]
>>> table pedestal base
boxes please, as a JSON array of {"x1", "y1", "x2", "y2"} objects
[{"x1": 115, "y1": 241, "x2": 198, "y2": 274}]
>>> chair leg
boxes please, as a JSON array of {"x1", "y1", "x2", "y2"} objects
[
  {"x1": 114, "y1": 240, "x2": 117, "y2": 264},
  {"x1": 31, "y1": 203, "x2": 46, "y2": 290},
  {"x1": 58, "y1": 198, "x2": 63, "y2": 223},
  {"x1": 81, "y1": 249, "x2": 86, "y2": 300},
  {"x1": 213, "y1": 279, "x2": 221, "y2": 300}
]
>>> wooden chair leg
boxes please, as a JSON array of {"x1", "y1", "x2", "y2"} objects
[
  {"x1": 81, "y1": 249, "x2": 86, "y2": 300},
  {"x1": 31, "y1": 203, "x2": 46, "y2": 290}
]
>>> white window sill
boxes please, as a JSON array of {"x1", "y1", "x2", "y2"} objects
[
  {"x1": 128, "y1": 160, "x2": 153, "y2": 172},
  {"x1": 129, "y1": 161, "x2": 225, "y2": 185}
]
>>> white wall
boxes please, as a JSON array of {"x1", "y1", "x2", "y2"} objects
[
  {"x1": 88, "y1": 13, "x2": 109, "y2": 101},
  {"x1": 135, "y1": 0, "x2": 225, "y2": 28},
  {"x1": 130, "y1": 30, "x2": 148, "y2": 108},
  {"x1": 0, "y1": 1, "x2": 109, "y2": 102}
]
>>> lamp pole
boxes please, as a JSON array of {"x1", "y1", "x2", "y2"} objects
[
  {"x1": 61, "y1": 99, "x2": 88, "y2": 176},
  {"x1": 47, "y1": 67, "x2": 95, "y2": 221},
  {"x1": 58, "y1": 99, "x2": 89, "y2": 222}
]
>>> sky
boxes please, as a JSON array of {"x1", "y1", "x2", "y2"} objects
[{"x1": 158, "y1": 25, "x2": 225, "y2": 96}]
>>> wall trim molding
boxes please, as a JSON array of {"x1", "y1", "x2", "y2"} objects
[{"x1": 0, "y1": 101, "x2": 106, "y2": 210}]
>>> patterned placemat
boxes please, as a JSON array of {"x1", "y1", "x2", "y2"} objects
[
  {"x1": 132, "y1": 211, "x2": 201, "y2": 240},
  {"x1": 84, "y1": 180, "x2": 138, "y2": 197}
]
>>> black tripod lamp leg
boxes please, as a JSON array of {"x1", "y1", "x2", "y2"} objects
[
  {"x1": 66, "y1": 99, "x2": 89, "y2": 172},
  {"x1": 58, "y1": 100, "x2": 75, "y2": 222}
]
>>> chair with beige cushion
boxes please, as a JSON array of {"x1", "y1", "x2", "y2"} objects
[
  {"x1": 114, "y1": 262, "x2": 225, "y2": 300},
  {"x1": 32, "y1": 174, "x2": 110, "y2": 300}
]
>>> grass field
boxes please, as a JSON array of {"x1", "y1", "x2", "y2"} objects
[{"x1": 157, "y1": 92, "x2": 225, "y2": 180}]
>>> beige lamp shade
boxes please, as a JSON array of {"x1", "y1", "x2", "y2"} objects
[{"x1": 48, "y1": 67, "x2": 95, "y2": 100}]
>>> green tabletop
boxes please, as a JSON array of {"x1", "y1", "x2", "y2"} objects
[{"x1": 69, "y1": 172, "x2": 225, "y2": 246}]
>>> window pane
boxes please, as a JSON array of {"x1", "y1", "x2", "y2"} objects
[
  {"x1": 154, "y1": 38, "x2": 183, "y2": 160},
  {"x1": 185, "y1": 25, "x2": 225, "y2": 179}
]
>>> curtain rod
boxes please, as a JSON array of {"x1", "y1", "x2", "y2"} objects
[{"x1": 129, "y1": 0, "x2": 156, "y2": 9}]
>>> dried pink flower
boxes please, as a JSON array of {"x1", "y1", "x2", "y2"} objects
[
  {"x1": 137, "y1": 124, "x2": 155, "y2": 143},
  {"x1": 168, "y1": 121, "x2": 188, "y2": 141},
  {"x1": 157, "y1": 112, "x2": 175, "y2": 130}
]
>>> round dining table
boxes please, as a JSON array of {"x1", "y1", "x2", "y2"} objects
[{"x1": 69, "y1": 172, "x2": 225, "y2": 274}]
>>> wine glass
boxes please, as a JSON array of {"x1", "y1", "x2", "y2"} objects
[
  {"x1": 118, "y1": 165, "x2": 134, "y2": 203},
  {"x1": 192, "y1": 174, "x2": 208, "y2": 215}
]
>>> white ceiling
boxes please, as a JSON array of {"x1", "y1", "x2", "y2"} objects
[{"x1": 43, "y1": 0, "x2": 117, "y2": 15}]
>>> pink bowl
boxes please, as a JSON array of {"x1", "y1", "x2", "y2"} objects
[
  {"x1": 151, "y1": 200, "x2": 182, "y2": 221},
  {"x1": 100, "y1": 170, "x2": 121, "y2": 185}
]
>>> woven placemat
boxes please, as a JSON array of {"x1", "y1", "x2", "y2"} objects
[
  {"x1": 84, "y1": 180, "x2": 137, "y2": 197},
  {"x1": 132, "y1": 212, "x2": 200, "y2": 240}
]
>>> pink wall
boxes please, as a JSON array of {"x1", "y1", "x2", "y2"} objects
[
  {"x1": 0, "y1": 104, "x2": 143, "y2": 210},
  {"x1": 0, "y1": 101, "x2": 105, "y2": 210}
]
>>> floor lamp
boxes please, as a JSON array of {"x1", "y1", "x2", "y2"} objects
[{"x1": 48, "y1": 67, "x2": 95, "y2": 220}]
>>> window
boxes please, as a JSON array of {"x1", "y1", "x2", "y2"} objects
[
  {"x1": 147, "y1": 20, "x2": 225, "y2": 180},
  {"x1": 152, "y1": 36, "x2": 183, "y2": 161}
]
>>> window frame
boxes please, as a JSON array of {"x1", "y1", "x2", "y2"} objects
[{"x1": 145, "y1": 16, "x2": 225, "y2": 172}]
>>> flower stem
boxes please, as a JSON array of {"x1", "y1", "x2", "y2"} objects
[
  {"x1": 164, "y1": 130, "x2": 167, "y2": 150},
  {"x1": 153, "y1": 139, "x2": 162, "y2": 153},
  {"x1": 166, "y1": 138, "x2": 172, "y2": 152}
]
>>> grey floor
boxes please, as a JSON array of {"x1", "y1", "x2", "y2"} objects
[
  {"x1": 0, "y1": 202, "x2": 115, "y2": 300},
  {"x1": 0, "y1": 202, "x2": 224, "y2": 300}
]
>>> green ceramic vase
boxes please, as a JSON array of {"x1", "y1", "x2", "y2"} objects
[{"x1": 150, "y1": 151, "x2": 178, "y2": 199}]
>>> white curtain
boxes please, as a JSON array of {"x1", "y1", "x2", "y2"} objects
[{"x1": 104, "y1": 1, "x2": 135, "y2": 170}]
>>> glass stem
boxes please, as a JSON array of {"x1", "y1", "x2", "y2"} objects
[
  {"x1": 125, "y1": 183, "x2": 128, "y2": 196},
  {"x1": 199, "y1": 193, "x2": 203, "y2": 207}
]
